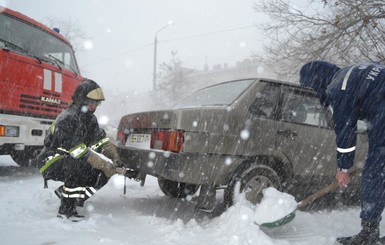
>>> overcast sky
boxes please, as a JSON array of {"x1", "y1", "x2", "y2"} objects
[{"x1": 2, "y1": 0, "x2": 273, "y2": 92}]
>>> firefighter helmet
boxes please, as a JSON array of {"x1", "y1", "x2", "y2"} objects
[{"x1": 72, "y1": 79, "x2": 105, "y2": 105}]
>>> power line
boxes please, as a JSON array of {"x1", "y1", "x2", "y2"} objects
[
  {"x1": 82, "y1": 42, "x2": 153, "y2": 67},
  {"x1": 82, "y1": 25, "x2": 257, "y2": 67},
  {"x1": 160, "y1": 25, "x2": 256, "y2": 43}
]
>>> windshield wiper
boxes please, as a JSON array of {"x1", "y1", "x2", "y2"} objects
[
  {"x1": 47, "y1": 54, "x2": 78, "y2": 75},
  {"x1": 0, "y1": 37, "x2": 42, "y2": 63},
  {"x1": 0, "y1": 38, "x2": 78, "y2": 75},
  {"x1": 46, "y1": 54, "x2": 63, "y2": 70}
]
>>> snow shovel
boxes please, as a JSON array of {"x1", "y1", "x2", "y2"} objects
[{"x1": 260, "y1": 169, "x2": 359, "y2": 228}]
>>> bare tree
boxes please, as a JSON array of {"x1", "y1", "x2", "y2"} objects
[
  {"x1": 156, "y1": 51, "x2": 194, "y2": 105},
  {"x1": 253, "y1": 0, "x2": 385, "y2": 80},
  {"x1": 45, "y1": 17, "x2": 88, "y2": 52}
]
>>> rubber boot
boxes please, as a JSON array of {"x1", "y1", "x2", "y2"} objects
[
  {"x1": 74, "y1": 197, "x2": 86, "y2": 207},
  {"x1": 75, "y1": 186, "x2": 99, "y2": 207},
  {"x1": 57, "y1": 197, "x2": 84, "y2": 222},
  {"x1": 336, "y1": 220, "x2": 379, "y2": 245}
]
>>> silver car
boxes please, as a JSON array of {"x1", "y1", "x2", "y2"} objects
[{"x1": 116, "y1": 78, "x2": 367, "y2": 210}]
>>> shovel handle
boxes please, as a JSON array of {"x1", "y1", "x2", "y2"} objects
[{"x1": 297, "y1": 169, "x2": 359, "y2": 209}]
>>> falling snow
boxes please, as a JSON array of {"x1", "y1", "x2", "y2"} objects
[{"x1": 0, "y1": 156, "x2": 381, "y2": 245}]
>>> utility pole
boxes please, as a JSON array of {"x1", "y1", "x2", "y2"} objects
[{"x1": 152, "y1": 21, "x2": 174, "y2": 91}]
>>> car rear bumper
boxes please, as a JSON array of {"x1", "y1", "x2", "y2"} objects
[{"x1": 117, "y1": 146, "x2": 243, "y2": 185}]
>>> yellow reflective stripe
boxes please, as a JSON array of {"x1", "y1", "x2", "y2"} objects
[
  {"x1": 49, "y1": 120, "x2": 56, "y2": 135},
  {"x1": 57, "y1": 147, "x2": 69, "y2": 154},
  {"x1": 90, "y1": 137, "x2": 110, "y2": 151},
  {"x1": 39, "y1": 154, "x2": 65, "y2": 174},
  {"x1": 69, "y1": 143, "x2": 88, "y2": 159}
]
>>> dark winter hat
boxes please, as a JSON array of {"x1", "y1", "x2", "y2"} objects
[
  {"x1": 299, "y1": 61, "x2": 340, "y2": 106},
  {"x1": 72, "y1": 79, "x2": 105, "y2": 105}
]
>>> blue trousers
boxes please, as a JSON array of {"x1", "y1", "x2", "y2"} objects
[{"x1": 360, "y1": 102, "x2": 385, "y2": 223}]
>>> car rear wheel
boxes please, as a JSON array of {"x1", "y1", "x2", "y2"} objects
[
  {"x1": 158, "y1": 178, "x2": 199, "y2": 198},
  {"x1": 224, "y1": 163, "x2": 282, "y2": 207}
]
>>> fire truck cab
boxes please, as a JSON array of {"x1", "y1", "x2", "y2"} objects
[{"x1": 0, "y1": 7, "x2": 83, "y2": 166}]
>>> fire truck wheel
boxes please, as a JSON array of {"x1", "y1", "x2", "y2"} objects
[{"x1": 10, "y1": 149, "x2": 34, "y2": 167}]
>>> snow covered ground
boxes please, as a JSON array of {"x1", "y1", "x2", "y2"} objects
[{"x1": 0, "y1": 155, "x2": 378, "y2": 245}]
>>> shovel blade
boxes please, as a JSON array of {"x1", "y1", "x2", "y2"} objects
[{"x1": 258, "y1": 211, "x2": 296, "y2": 228}]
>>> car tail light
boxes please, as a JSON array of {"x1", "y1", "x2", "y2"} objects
[
  {"x1": 116, "y1": 130, "x2": 126, "y2": 145},
  {"x1": 150, "y1": 129, "x2": 184, "y2": 152}
]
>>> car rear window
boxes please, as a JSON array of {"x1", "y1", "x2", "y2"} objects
[{"x1": 175, "y1": 79, "x2": 254, "y2": 108}]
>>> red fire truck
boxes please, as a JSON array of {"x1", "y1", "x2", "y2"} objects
[{"x1": 0, "y1": 7, "x2": 84, "y2": 166}]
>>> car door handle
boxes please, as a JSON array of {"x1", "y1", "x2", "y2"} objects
[{"x1": 277, "y1": 129, "x2": 298, "y2": 138}]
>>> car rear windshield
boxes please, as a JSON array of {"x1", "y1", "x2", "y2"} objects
[{"x1": 175, "y1": 79, "x2": 255, "y2": 108}]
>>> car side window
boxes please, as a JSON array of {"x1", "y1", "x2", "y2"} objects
[
  {"x1": 249, "y1": 82, "x2": 280, "y2": 119},
  {"x1": 280, "y1": 86, "x2": 332, "y2": 128}
]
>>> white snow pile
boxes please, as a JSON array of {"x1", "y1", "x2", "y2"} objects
[
  {"x1": 0, "y1": 156, "x2": 288, "y2": 245},
  {"x1": 193, "y1": 197, "x2": 289, "y2": 245},
  {"x1": 0, "y1": 156, "x2": 372, "y2": 244},
  {"x1": 254, "y1": 187, "x2": 298, "y2": 225}
]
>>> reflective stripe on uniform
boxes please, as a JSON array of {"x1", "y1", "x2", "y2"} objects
[
  {"x1": 57, "y1": 144, "x2": 88, "y2": 159},
  {"x1": 68, "y1": 143, "x2": 88, "y2": 159},
  {"x1": 63, "y1": 186, "x2": 86, "y2": 192},
  {"x1": 49, "y1": 120, "x2": 56, "y2": 135},
  {"x1": 341, "y1": 65, "x2": 356, "y2": 90},
  {"x1": 51, "y1": 138, "x2": 108, "y2": 161},
  {"x1": 337, "y1": 146, "x2": 356, "y2": 153},
  {"x1": 61, "y1": 186, "x2": 97, "y2": 199},
  {"x1": 62, "y1": 186, "x2": 86, "y2": 199},
  {"x1": 39, "y1": 153, "x2": 65, "y2": 174},
  {"x1": 85, "y1": 187, "x2": 97, "y2": 197},
  {"x1": 62, "y1": 193, "x2": 85, "y2": 198},
  {"x1": 90, "y1": 137, "x2": 110, "y2": 151},
  {"x1": 39, "y1": 144, "x2": 88, "y2": 174}
]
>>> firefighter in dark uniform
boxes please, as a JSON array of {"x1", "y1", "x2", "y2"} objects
[
  {"x1": 300, "y1": 61, "x2": 385, "y2": 244},
  {"x1": 37, "y1": 79, "x2": 137, "y2": 221}
]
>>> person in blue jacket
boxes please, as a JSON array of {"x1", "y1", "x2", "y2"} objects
[{"x1": 300, "y1": 61, "x2": 385, "y2": 245}]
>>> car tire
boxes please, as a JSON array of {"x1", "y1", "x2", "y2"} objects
[
  {"x1": 224, "y1": 163, "x2": 282, "y2": 207},
  {"x1": 158, "y1": 178, "x2": 199, "y2": 198}
]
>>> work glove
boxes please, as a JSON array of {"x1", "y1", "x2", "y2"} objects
[
  {"x1": 86, "y1": 149, "x2": 116, "y2": 177},
  {"x1": 87, "y1": 149, "x2": 139, "y2": 179},
  {"x1": 101, "y1": 142, "x2": 121, "y2": 164}
]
